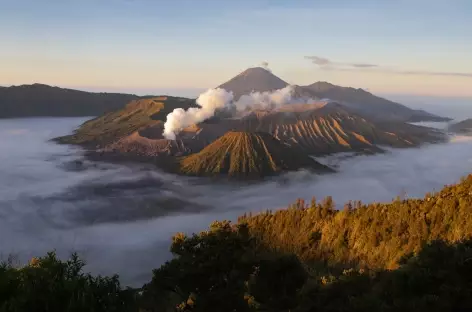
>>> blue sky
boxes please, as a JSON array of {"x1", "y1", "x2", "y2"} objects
[{"x1": 1, "y1": 0, "x2": 471, "y2": 97}]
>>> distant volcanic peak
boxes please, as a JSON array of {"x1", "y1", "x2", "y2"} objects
[
  {"x1": 236, "y1": 66, "x2": 274, "y2": 77},
  {"x1": 179, "y1": 131, "x2": 331, "y2": 178},
  {"x1": 218, "y1": 66, "x2": 288, "y2": 100}
]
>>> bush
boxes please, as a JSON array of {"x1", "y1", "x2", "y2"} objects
[{"x1": 0, "y1": 252, "x2": 136, "y2": 312}]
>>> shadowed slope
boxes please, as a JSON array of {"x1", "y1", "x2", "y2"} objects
[
  {"x1": 179, "y1": 131, "x2": 333, "y2": 178},
  {"x1": 449, "y1": 118, "x2": 472, "y2": 134},
  {"x1": 304, "y1": 81, "x2": 450, "y2": 122},
  {"x1": 0, "y1": 83, "x2": 144, "y2": 118}
]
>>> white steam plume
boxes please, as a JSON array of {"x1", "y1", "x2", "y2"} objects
[
  {"x1": 163, "y1": 85, "x2": 316, "y2": 140},
  {"x1": 234, "y1": 85, "x2": 296, "y2": 111},
  {"x1": 260, "y1": 61, "x2": 271, "y2": 72},
  {"x1": 162, "y1": 88, "x2": 234, "y2": 140}
]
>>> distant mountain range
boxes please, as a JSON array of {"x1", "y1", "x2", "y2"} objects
[
  {"x1": 2, "y1": 68, "x2": 450, "y2": 122},
  {"x1": 0, "y1": 84, "x2": 147, "y2": 118},
  {"x1": 218, "y1": 67, "x2": 450, "y2": 122},
  {"x1": 449, "y1": 118, "x2": 472, "y2": 134}
]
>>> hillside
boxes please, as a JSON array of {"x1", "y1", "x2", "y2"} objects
[
  {"x1": 178, "y1": 131, "x2": 333, "y2": 178},
  {"x1": 181, "y1": 102, "x2": 446, "y2": 156},
  {"x1": 218, "y1": 67, "x2": 288, "y2": 100},
  {"x1": 144, "y1": 174, "x2": 472, "y2": 311},
  {"x1": 4, "y1": 175, "x2": 472, "y2": 311},
  {"x1": 0, "y1": 83, "x2": 147, "y2": 118},
  {"x1": 239, "y1": 174, "x2": 472, "y2": 270},
  {"x1": 55, "y1": 96, "x2": 197, "y2": 147},
  {"x1": 237, "y1": 102, "x2": 445, "y2": 155},
  {"x1": 304, "y1": 81, "x2": 450, "y2": 122},
  {"x1": 61, "y1": 99, "x2": 446, "y2": 163},
  {"x1": 215, "y1": 67, "x2": 448, "y2": 122},
  {"x1": 449, "y1": 118, "x2": 472, "y2": 134}
]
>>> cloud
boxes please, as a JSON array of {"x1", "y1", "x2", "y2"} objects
[
  {"x1": 304, "y1": 56, "x2": 378, "y2": 69},
  {"x1": 305, "y1": 56, "x2": 331, "y2": 66},
  {"x1": 352, "y1": 63, "x2": 378, "y2": 68},
  {"x1": 305, "y1": 55, "x2": 472, "y2": 78},
  {"x1": 3, "y1": 129, "x2": 29, "y2": 135},
  {"x1": 260, "y1": 61, "x2": 272, "y2": 72},
  {"x1": 4, "y1": 129, "x2": 472, "y2": 287}
]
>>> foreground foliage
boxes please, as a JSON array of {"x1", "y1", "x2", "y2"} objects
[
  {"x1": 0, "y1": 252, "x2": 136, "y2": 312},
  {"x1": 239, "y1": 175, "x2": 472, "y2": 270},
  {"x1": 2, "y1": 175, "x2": 472, "y2": 311}
]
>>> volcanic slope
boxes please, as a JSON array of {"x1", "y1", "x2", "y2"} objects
[
  {"x1": 56, "y1": 96, "x2": 196, "y2": 148},
  {"x1": 186, "y1": 103, "x2": 446, "y2": 156},
  {"x1": 216, "y1": 67, "x2": 447, "y2": 122},
  {"x1": 304, "y1": 81, "x2": 449, "y2": 122},
  {"x1": 218, "y1": 67, "x2": 288, "y2": 100},
  {"x1": 449, "y1": 118, "x2": 472, "y2": 134},
  {"x1": 178, "y1": 131, "x2": 333, "y2": 178}
]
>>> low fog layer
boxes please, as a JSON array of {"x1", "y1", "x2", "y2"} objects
[{"x1": 1, "y1": 115, "x2": 472, "y2": 287}]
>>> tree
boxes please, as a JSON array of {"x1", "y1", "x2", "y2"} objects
[{"x1": 0, "y1": 252, "x2": 136, "y2": 312}]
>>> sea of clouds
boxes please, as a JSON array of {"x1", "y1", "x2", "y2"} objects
[{"x1": 0, "y1": 111, "x2": 471, "y2": 286}]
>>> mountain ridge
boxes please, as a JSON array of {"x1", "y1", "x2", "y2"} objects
[
  {"x1": 449, "y1": 118, "x2": 472, "y2": 134},
  {"x1": 178, "y1": 131, "x2": 333, "y2": 178},
  {"x1": 55, "y1": 96, "x2": 197, "y2": 147},
  {"x1": 56, "y1": 96, "x2": 446, "y2": 166},
  {"x1": 0, "y1": 83, "x2": 150, "y2": 118},
  {"x1": 304, "y1": 81, "x2": 450, "y2": 122},
  {"x1": 217, "y1": 67, "x2": 450, "y2": 122}
]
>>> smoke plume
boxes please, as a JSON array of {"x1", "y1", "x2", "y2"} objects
[
  {"x1": 260, "y1": 61, "x2": 271, "y2": 72},
  {"x1": 163, "y1": 85, "x2": 315, "y2": 139},
  {"x1": 234, "y1": 85, "x2": 297, "y2": 111},
  {"x1": 163, "y1": 88, "x2": 234, "y2": 140}
]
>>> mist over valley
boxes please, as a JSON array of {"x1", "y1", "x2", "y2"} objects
[{"x1": 1, "y1": 105, "x2": 471, "y2": 286}]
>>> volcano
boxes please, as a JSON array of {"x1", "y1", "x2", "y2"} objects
[
  {"x1": 218, "y1": 67, "x2": 288, "y2": 100},
  {"x1": 304, "y1": 81, "x2": 450, "y2": 122},
  {"x1": 178, "y1": 131, "x2": 333, "y2": 179}
]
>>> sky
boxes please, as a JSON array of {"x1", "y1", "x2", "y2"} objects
[{"x1": 1, "y1": 0, "x2": 472, "y2": 97}]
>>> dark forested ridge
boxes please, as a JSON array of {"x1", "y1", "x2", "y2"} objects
[
  {"x1": 2, "y1": 175, "x2": 472, "y2": 311},
  {"x1": 0, "y1": 84, "x2": 153, "y2": 118}
]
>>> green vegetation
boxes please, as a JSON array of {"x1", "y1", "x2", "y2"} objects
[
  {"x1": 0, "y1": 252, "x2": 136, "y2": 311},
  {"x1": 55, "y1": 97, "x2": 196, "y2": 147},
  {"x1": 239, "y1": 174, "x2": 472, "y2": 270},
  {"x1": 3, "y1": 175, "x2": 472, "y2": 311},
  {"x1": 179, "y1": 131, "x2": 333, "y2": 178}
]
